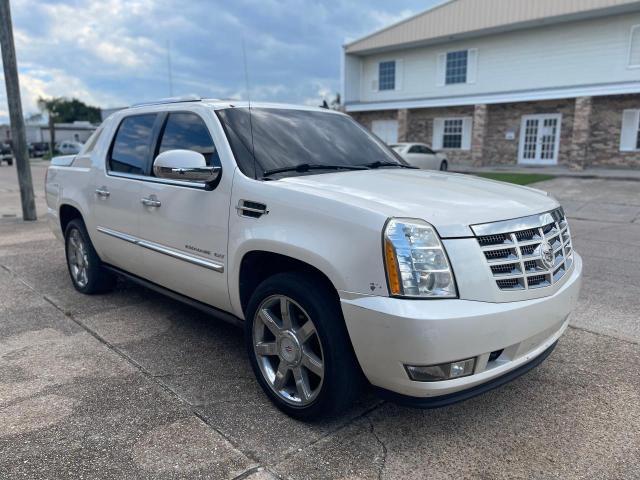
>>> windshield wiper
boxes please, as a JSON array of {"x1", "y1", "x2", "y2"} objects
[
  {"x1": 262, "y1": 163, "x2": 369, "y2": 178},
  {"x1": 362, "y1": 161, "x2": 417, "y2": 169}
]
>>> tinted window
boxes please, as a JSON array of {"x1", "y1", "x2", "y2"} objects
[
  {"x1": 158, "y1": 112, "x2": 219, "y2": 166},
  {"x1": 109, "y1": 114, "x2": 157, "y2": 174},
  {"x1": 408, "y1": 145, "x2": 421, "y2": 154},
  {"x1": 216, "y1": 108, "x2": 403, "y2": 178}
]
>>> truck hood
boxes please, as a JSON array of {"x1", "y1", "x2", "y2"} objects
[{"x1": 280, "y1": 169, "x2": 559, "y2": 237}]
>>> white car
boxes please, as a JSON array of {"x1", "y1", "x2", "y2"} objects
[
  {"x1": 57, "y1": 141, "x2": 84, "y2": 155},
  {"x1": 45, "y1": 97, "x2": 582, "y2": 419},
  {"x1": 392, "y1": 142, "x2": 449, "y2": 171}
]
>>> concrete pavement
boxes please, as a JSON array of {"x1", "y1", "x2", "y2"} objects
[{"x1": 0, "y1": 163, "x2": 639, "y2": 479}]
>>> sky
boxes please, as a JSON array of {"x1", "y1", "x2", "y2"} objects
[{"x1": 0, "y1": 0, "x2": 444, "y2": 124}]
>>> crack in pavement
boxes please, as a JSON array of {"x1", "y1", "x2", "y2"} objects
[{"x1": 366, "y1": 415, "x2": 388, "y2": 480}]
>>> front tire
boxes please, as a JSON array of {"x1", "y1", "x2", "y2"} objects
[
  {"x1": 64, "y1": 219, "x2": 116, "y2": 294},
  {"x1": 245, "y1": 272, "x2": 361, "y2": 419}
]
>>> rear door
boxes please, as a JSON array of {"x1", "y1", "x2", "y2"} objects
[
  {"x1": 91, "y1": 113, "x2": 160, "y2": 278},
  {"x1": 136, "y1": 109, "x2": 232, "y2": 311}
]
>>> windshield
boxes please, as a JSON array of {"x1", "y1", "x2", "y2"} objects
[{"x1": 216, "y1": 107, "x2": 404, "y2": 178}]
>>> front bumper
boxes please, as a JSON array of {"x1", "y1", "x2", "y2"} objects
[{"x1": 340, "y1": 252, "x2": 582, "y2": 401}]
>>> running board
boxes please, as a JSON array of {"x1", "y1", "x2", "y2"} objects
[{"x1": 103, "y1": 265, "x2": 243, "y2": 328}]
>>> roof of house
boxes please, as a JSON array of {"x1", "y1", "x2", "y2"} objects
[{"x1": 345, "y1": 0, "x2": 640, "y2": 54}]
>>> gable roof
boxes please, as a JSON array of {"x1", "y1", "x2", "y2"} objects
[{"x1": 345, "y1": 0, "x2": 640, "y2": 54}]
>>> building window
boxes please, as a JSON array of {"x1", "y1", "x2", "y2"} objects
[
  {"x1": 433, "y1": 117, "x2": 472, "y2": 150},
  {"x1": 446, "y1": 50, "x2": 468, "y2": 84},
  {"x1": 629, "y1": 25, "x2": 640, "y2": 68},
  {"x1": 378, "y1": 61, "x2": 396, "y2": 90},
  {"x1": 442, "y1": 119, "x2": 464, "y2": 148}
]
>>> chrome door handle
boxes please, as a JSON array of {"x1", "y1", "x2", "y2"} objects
[
  {"x1": 141, "y1": 196, "x2": 161, "y2": 208},
  {"x1": 95, "y1": 187, "x2": 110, "y2": 198}
]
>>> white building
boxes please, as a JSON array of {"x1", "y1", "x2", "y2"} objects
[
  {"x1": 343, "y1": 0, "x2": 640, "y2": 168},
  {"x1": 0, "y1": 121, "x2": 97, "y2": 145}
]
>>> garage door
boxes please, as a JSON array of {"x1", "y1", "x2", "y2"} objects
[{"x1": 371, "y1": 120, "x2": 398, "y2": 145}]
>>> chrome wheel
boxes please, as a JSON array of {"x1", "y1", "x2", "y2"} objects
[
  {"x1": 67, "y1": 228, "x2": 89, "y2": 288},
  {"x1": 253, "y1": 295, "x2": 325, "y2": 407}
]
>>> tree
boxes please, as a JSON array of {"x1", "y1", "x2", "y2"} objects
[{"x1": 37, "y1": 97, "x2": 101, "y2": 154}]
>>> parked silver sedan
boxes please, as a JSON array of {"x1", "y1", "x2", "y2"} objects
[{"x1": 391, "y1": 143, "x2": 449, "y2": 171}]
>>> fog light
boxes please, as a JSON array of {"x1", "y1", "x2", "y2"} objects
[{"x1": 405, "y1": 358, "x2": 476, "y2": 382}]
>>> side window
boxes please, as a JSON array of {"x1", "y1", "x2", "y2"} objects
[
  {"x1": 158, "y1": 112, "x2": 220, "y2": 167},
  {"x1": 408, "y1": 145, "x2": 421, "y2": 154},
  {"x1": 424, "y1": 146, "x2": 435, "y2": 154},
  {"x1": 109, "y1": 114, "x2": 157, "y2": 175}
]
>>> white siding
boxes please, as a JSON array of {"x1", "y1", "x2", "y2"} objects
[
  {"x1": 356, "y1": 13, "x2": 640, "y2": 104},
  {"x1": 346, "y1": 0, "x2": 640, "y2": 53}
]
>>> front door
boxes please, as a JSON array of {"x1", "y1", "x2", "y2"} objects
[
  {"x1": 518, "y1": 114, "x2": 562, "y2": 165},
  {"x1": 137, "y1": 110, "x2": 232, "y2": 312}
]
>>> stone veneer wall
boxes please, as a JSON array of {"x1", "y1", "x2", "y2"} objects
[
  {"x1": 405, "y1": 106, "x2": 475, "y2": 165},
  {"x1": 588, "y1": 94, "x2": 640, "y2": 168},
  {"x1": 483, "y1": 99, "x2": 576, "y2": 166}
]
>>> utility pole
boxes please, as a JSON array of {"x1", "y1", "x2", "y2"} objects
[{"x1": 0, "y1": 0, "x2": 37, "y2": 221}]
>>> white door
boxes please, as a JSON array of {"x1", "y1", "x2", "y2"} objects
[
  {"x1": 371, "y1": 119, "x2": 398, "y2": 145},
  {"x1": 137, "y1": 111, "x2": 232, "y2": 312},
  {"x1": 518, "y1": 114, "x2": 562, "y2": 165},
  {"x1": 92, "y1": 113, "x2": 161, "y2": 279}
]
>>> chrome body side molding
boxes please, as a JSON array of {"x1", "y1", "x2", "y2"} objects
[{"x1": 96, "y1": 226, "x2": 224, "y2": 273}]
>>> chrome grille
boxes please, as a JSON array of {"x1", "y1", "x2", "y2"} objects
[{"x1": 473, "y1": 208, "x2": 574, "y2": 291}]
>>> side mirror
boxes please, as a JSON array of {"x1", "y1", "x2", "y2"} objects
[{"x1": 153, "y1": 149, "x2": 221, "y2": 189}]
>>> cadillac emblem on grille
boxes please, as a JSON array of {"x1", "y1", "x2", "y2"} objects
[{"x1": 539, "y1": 241, "x2": 554, "y2": 270}]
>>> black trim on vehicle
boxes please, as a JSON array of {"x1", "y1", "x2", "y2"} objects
[
  {"x1": 103, "y1": 264, "x2": 243, "y2": 327},
  {"x1": 375, "y1": 341, "x2": 558, "y2": 409}
]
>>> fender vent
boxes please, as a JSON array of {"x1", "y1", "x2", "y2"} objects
[{"x1": 236, "y1": 200, "x2": 268, "y2": 218}]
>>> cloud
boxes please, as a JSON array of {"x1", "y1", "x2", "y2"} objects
[{"x1": 0, "y1": 0, "x2": 444, "y2": 124}]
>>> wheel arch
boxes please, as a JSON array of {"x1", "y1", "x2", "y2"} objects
[
  {"x1": 58, "y1": 202, "x2": 84, "y2": 235},
  {"x1": 237, "y1": 249, "x2": 341, "y2": 319},
  {"x1": 59, "y1": 203, "x2": 84, "y2": 233}
]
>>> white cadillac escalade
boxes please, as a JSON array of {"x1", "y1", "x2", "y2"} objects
[{"x1": 45, "y1": 97, "x2": 582, "y2": 419}]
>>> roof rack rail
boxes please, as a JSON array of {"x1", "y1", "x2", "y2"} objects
[{"x1": 130, "y1": 94, "x2": 203, "y2": 108}]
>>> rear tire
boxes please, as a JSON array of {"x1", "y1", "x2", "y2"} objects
[
  {"x1": 439, "y1": 160, "x2": 448, "y2": 171},
  {"x1": 245, "y1": 272, "x2": 362, "y2": 420},
  {"x1": 64, "y1": 219, "x2": 116, "y2": 294}
]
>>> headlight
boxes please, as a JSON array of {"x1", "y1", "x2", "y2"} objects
[{"x1": 383, "y1": 218, "x2": 457, "y2": 298}]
